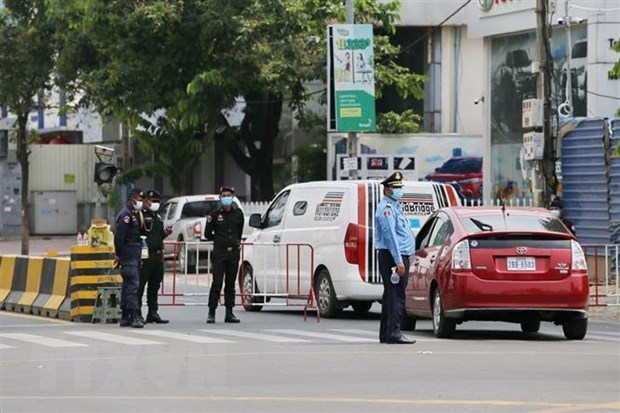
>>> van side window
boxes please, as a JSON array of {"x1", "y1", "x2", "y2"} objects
[
  {"x1": 293, "y1": 201, "x2": 307, "y2": 216},
  {"x1": 166, "y1": 202, "x2": 178, "y2": 221},
  {"x1": 416, "y1": 216, "x2": 437, "y2": 250},
  {"x1": 265, "y1": 191, "x2": 290, "y2": 228}
]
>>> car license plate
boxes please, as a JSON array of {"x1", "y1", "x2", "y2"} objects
[{"x1": 507, "y1": 257, "x2": 536, "y2": 271}]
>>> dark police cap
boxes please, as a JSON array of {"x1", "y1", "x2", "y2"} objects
[
  {"x1": 129, "y1": 187, "x2": 145, "y2": 199},
  {"x1": 219, "y1": 185, "x2": 235, "y2": 194},
  {"x1": 550, "y1": 197, "x2": 563, "y2": 208},
  {"x1": 146, "y1": 189, "x2": 162, "y2": 200},
  {"x1": 380, "y1": 172, "x2": 404, "y2": 188}
]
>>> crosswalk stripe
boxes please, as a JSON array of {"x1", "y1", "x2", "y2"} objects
[
  {"x1": 329, "y1": 328, "x2": 377, "y2": 336},
  {"x1": 134, "y1": 330, "x2": 234, "y2": 344},
  {"x1": 266, "y1": 329, "x2": 376, "y2": 343},
  {"x1": 65, "y1": 331, "x2": 162, "y2": 345},
  {"x1": 200, "y1": 329, "x2": 311, "y2": 343},
  {"x1": 0, "y1": 333, "x2": 87, "y2": 348},
  {"x1": 0, "y1": 343, "x2": 16, "y2": 349}
]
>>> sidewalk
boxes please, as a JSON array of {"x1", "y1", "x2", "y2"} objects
[{"x1": 0, "y1": 235, "x2": 76, "y2": 256}]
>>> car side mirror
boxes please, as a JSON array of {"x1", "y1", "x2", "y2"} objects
[{"x1": 249, "y1": 213, "x2": 262, "y2": 228}]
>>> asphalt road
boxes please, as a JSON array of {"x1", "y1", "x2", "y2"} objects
[{"x1": 1, "y1": 305, "x2": 619, "y2": 413}]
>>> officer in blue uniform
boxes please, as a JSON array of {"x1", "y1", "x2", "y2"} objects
[
  {"x1": 375, "y1": 172, "x2": 416, "y2": 344},
  {"x1": 114, "y1": 187, "x2": 146, "y2": 328}
]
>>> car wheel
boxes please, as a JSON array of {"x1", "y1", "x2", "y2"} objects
[
  {"x1": 351, "y1": 301, "x2": 373, "y2": 314},
  {"x1": 240, "y1": 265, "x2": 263, "y2": 312},
  {"x1": 520, "y1": 320, "x2": 541, "y2": 333},
  {"x1": 563, "y1": 318, "x2": 587, "y2": 340},
  {"x1": 315, "y1": 269, "x2": 341, "y2": 318},
  {"x1": 432, "y1": 289, "x2": 456, "y2": 338},
  {"x1": 401, "y1": 310, "x2": 417, "y2": 331}
]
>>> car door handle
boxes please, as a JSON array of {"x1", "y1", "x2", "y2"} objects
[{"x1": 273, "y1": 235, "x2": 281, "y2": 243}]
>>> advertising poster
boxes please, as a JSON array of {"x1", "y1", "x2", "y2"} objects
[
  {"x1": 329, "y1": 24, "x2": 376, "y2": 132},
  {"x1": 490, "y1": 25, "x2": 587, "y2": 200}
]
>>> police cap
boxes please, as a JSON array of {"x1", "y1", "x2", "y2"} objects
[
  {"x1": 129, "y1": 187, "x2": 145, "y2": 199},
  {"x1": 380, "y1": 172, "x2": 404, "y2": 188},
  {"x1": 219, "y1": 185, "x2": 235, "y2": 194},
  {"x1": 549, "y1": 197, "x2": 563, "y2": 209},
  {"x1": 146, "y1": 189, "x2": 162, "y2": 201}
]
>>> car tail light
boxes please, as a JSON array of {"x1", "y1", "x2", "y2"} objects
[
  {"x1": 344, "y1": 223, "x2": 359, "y2": 265},
  {"x1": 451, "y1": 240, "x2": 471, "y2": 270},
  {"x1": 193, "y1": 221, "x2": 202, "y2": 239},
  {"x1": 571, "y1": 240, "x2": 587, "y2": 271}
]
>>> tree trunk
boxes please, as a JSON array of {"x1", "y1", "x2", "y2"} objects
[{"x1": 16, "y1": 113, "x2": 29, "y2": 255}]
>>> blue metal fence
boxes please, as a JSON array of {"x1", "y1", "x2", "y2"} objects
[{"x1": 609, "y1": 119, "x2": 620, "y2": 244}]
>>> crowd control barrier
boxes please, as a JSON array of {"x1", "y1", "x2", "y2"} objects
[{"x1": 582, "y1": 244, "x2": 620, "y2": 307}]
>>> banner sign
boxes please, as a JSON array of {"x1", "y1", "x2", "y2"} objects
[{"x1": 328, "y1": 24, "x2": 376, "y2": 132}]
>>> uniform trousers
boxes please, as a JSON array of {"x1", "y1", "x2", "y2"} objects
[
  {"x1": 120, "y1": 263, "x2": 141, "y2": 310},
  {"x1": 378, "y1": 250, "x2": 410, "y2": 343},
  {"x1": 138, "y1": 253, "x2": 164, "y2": 311},
  {"x1": 208, "y1": 249, "x2": 240, "y2": 309}
]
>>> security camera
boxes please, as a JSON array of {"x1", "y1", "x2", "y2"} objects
[
  {"x1": 94, "y1": 145, "x2": 115, "y2": 159},
  {"x1": 474, "y1": 96, "x2": 485, "y2": 105}
]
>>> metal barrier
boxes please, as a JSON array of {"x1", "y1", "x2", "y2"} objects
[
  {"x1": 582, "y1": 244, "x2": 619, "y2": 307},
  {"x1": 159, "y1": 240, "x2": 318, "y2": 320}
]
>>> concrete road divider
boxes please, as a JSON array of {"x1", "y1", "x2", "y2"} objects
[{"x1": 31, "y1": 258, "x2": 71, "y2": 318}]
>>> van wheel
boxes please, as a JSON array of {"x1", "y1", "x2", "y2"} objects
[
  {"x1": 315, "y1": 269, "x2": 340, "y2": 318},
  {"x1": 432, "y1": 289, "x2": 456, "y2": 338},
  {"x1": 240, "y1": 265, "x2": 263, "y2": 312},
  {"x1": 563, "y1": 318, "x2": 587, "y2": 340},
  {"x1": 351, "y1": 301, "x2": 373, "y2": 314},
  {"x1": 401, "y1": 310, "x2": 417, "y2": 331},
  {"x1": 178, "y1": 237, "x2": 196, "y2": 273},
  {"x1": 520, "y1": 320, "x2": 541, "y2": 333}
]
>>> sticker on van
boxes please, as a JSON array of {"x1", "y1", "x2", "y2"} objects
[
  {"x1": 400, "y1": 193, "x2": 436, "y2": 216},
  {"x1": 314, "y1": 192, "x2": 344, "y2": 221}
]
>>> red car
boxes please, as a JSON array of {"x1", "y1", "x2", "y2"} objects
[
  {"x1": 425, "y1": 157, "x2": 482, "y2": 199},
  {"x1": 403, "y1": 207, "x2": 589, "y2": 340}
]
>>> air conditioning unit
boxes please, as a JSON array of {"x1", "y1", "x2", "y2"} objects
[
  {"x1": 522, "y1": 98, "x2": 543, "y2": 129},
  {"x1": 523, "y1": 132, "x2": 544, "y2": 161}
]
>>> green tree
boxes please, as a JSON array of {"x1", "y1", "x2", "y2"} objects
[{"x1": 0, "y1": 0, "x2": 57, "y2": 254}]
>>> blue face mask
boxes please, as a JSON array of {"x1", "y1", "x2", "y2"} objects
[
  {"x1": 391, "y1": 188, "x2": 404, "y2": 200},
  {"x1": 220, "y1": 196, "x2": 234, "y2": 207},
  {"x1": 550, "y1": 209, "x2": 561, "y2": 218}
]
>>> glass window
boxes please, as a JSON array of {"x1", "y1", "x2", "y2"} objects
[
  {"x1": 416, "y1": 216, "x2": 437, "y2": 250},
  {"x1": 293, "y1": 201, "x2": 307, "y2": 216},
  {"x1": 460, "y1": 213, "x2": 569, "y2": 234},
  {"x1": 264, "y1": 191, "x2": 290, "y2": 228},
  {"x1": 429, "y1": 213, "x2": 454, "y2": 247},
  {"x1": 166, "y1": 202, "x2": 178, "y2": 221},
  {"x1": 437, "y1": 158, "x2": 482, "y2": 174},
  {"x1": 181, "y1": 201, "x2": 220, "y2": 218}
]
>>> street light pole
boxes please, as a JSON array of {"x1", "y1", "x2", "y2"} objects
[{"x1": 346, "y1": 0, "x2": 358, "y2": 180}]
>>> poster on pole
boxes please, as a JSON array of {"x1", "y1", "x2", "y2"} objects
[{"x1": 327, "y1": 24, "x2": 376, "y2": 132}]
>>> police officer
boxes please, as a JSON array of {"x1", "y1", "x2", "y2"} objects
[
  {"x1": 114, "y1": 188, "x2": 146, "y2": 328},
  {"x1": 138, "y1": 189, "x2": 172, "y2": 324},
  {"x1": 549, "y1": 197, "x2": 576, "y2": 235},
  {"x1": 375, "y1": 172, "x2": 416, "y2": 344},
  {"x1": 204, "y1": 185, "x2": 245, "y2": 324}
]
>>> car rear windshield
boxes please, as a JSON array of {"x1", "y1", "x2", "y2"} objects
[
  {"x1": 462, "y1": 213, "x2": 569, "y2": 234},
  {"x1": 181, "y1": 201, "x2": 220, "y2": 218},
  {"x1": 438, "y1": 158, "x2": 482, "y2": 174}
]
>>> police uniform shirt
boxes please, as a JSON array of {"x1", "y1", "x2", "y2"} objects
[
  {"x1": 375, "y1": 196, "x2": 415, "y2": 264},
  {"x1": 114, "y1": 203, "x2": 142, "y2": 262},
  {"x1": 203, "y1": 205, "x2": 245, "y2": 249},
  {"x1": 140, "y1": 209, "x2": 166, "y2": 252}
]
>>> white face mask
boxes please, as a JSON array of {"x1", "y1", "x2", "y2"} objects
[
  {"x1": 150, "y1": 202, "x2": 160, "y2": 212},
  {"x1": 134, "y1": 200, "x2": 143, "y2": 211},
  {"x1": 550, "y1": 209, "x2": 561, "y2": 218}
]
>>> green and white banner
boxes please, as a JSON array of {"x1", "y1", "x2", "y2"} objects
[{"x1": 328, "y1": 24, "x2": 376, "y2": 132}]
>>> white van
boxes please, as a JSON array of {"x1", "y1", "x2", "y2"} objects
[{"x1": 241, "y1": 180, "x2": 461, "y2": 317}]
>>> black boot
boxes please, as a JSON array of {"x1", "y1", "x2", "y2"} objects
[
  {"x1": 119, "y1": 308, "x2": 131, "y2": 327},
  {"x1": 146, "y1": 310, "x2": 169, "y2": 324},
  {"x1": 206, "y1": 308, "x2": 216, "y2": 324},
  {"x1": 225, "y1": 308, "x2": 240, "y2": 323},
  {"x1": 130, "y1": 309, "x2": 144, "y2": 328},
  {"x1": 136, "y1": 307, "x2": 146, "y2": 324}
]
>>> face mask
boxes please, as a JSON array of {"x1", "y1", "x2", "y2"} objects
[
  {"x1": 134, "y1": 200, "x2": 143, "y2": 211},
  {"x1": 550, "y1": 209, "x2": 561, "y2": 218},
  {"x1": 150, "y1": 202, "x2": 160, "y2": 212},
  {"x1": 221, "y1": 196, "x2": 234, "y2": 207},
  {"x1": 391, "y1": 188, "x2": 404, "y2": 200}
]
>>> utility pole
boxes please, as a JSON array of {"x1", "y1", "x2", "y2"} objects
[
  {"x1": 346, "y1": 0, "x2": 358, "y2": 180},
  {"x1": 536, "y1": 0, "x2": 555, "y2": 207}
]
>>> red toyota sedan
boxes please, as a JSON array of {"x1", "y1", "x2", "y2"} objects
[{"x1": 403, "y1": 207, "x2": 589, "y2": 340}]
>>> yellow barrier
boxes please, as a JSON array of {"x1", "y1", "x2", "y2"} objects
[
  {"x1": 31, "y1": 258, "x2": 70, "y2": 318},
  {"x1": 0, "y1": 255, "x2": 17, "y2": 307},
  {"x1": 3, "y1": 256, "x2": 34, "y2": 312}
]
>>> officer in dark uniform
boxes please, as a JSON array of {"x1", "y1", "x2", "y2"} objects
[
  {"x1": 204, "y1": 185, "x2": 245, "y2": 324},
  {"x1": 138, "y1": 189, "x2": 172, "y2": 324},
  {"x1": 549, "y1": 197, "x2": 576, "y2": 235},
  {"x1": 114, "y1": 187, "x2": 146, "y2": 328},
  {"x1": 375, "y1": 172, "x2": 416, "y2": 344}
]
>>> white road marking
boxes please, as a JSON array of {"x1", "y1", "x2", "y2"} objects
[
  {"x1": 200, "y1": 329, "x2": 310, "y2": 343},
  {"x1": 329, "y1": 328, "x2": 377, "y2": 336},
  {"x1": 65, "y1": 331, "x2": 162, "y2": 346},
  {"x1": 266, "y1": 329, "x2": 376, "y2": 343},
  {"x1": 134, "y1": 330, "x2": 234, "y2": 344},
  {"x1": 0, "y1": 333, "x2": 87, "y2": 348},
  {"x1": 0, "y1": 343, "x2": 15, "y2": 349}
]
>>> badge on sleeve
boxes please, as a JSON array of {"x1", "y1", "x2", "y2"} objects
[
  {"x1": 123, "y1": 215, "x2": 130, "y2": 224},
  {"x1": 384, "y1": 210, "x2": 391, "y2": 217}
]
